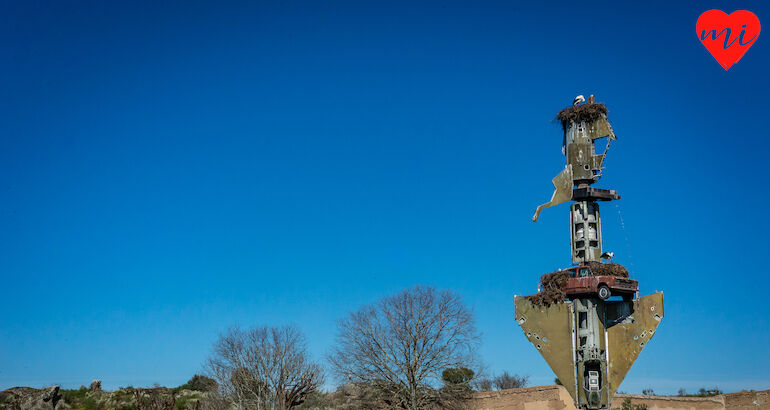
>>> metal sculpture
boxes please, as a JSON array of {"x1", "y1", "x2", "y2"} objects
[{"x1": 516, "y1": 95, "x2": 664, "y2": 409}]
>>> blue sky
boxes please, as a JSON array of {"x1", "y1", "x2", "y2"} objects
[{"x1": 1, "y1": 0, "x2": 768, "y2": 395}]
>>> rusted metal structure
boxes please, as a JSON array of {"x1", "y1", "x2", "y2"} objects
[
  {"x1": 515, "y1": 96, "x2": 664, "y2": 410},
  {"x1": 532, "y1": 95, "x2": 620, "y2": 264}
]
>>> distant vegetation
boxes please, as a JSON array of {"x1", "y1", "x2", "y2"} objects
[
  {"x1": 620, "y1": 398, "x2": 648, "y2": 410},
  {"x1": 200, "y1": 286, "x2": 529, "y2": 409},
  {"x1": 637, "y1": 387, "x2": 724, "y2": 397},
  {"x1": 175, "y1": 374, "x2": 218, "y2": 393},
  {"x1": 57, "y1": 376, "x2": 216, "y2": 409},
  {"x1": 474, "y1": 372, "x2": 529, "y2": 392},
  {"x1": 676, "y1": 387, "x2": 723, "y2": 397},
  {"x1": 6, "y1": 286, "x2": 534, "y2": 410}
]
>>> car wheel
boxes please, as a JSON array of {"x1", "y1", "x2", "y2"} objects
[{"x1": 598, "y1": 285, "x2": 611, "y2": 300}]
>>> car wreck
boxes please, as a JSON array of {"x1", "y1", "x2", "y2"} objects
[
  {"x1": 563, "y1": 264, "x2": 637, "y2": 301},
  {"x1": 525, "y1": 262, "x2": 635, "y2": 305}
]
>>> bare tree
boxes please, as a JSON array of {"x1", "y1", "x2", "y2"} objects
[
  {"x1": 328, "y1": 285, "x2": 480, "y2": 410},
  {"x1": 492, "y1": 372, "x2": 528, "y2": 390},
  {"x1": 473, "y1": 377, "x2": 492, "y2": 392},
  {"x1": 207, "y1": 325, "x2": 324, "y2": 410}
]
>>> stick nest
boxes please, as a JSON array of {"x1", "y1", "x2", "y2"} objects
[{"x1": 555, "y1": 103, "x2": 608, "y2": 130}]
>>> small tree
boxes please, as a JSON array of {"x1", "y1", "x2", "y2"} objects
[
  {"x1": 207, "y1": 325, "x2": 323, "y2": 409},
  {"x1": 179, "y1": 374, "x2": 218, "y2": 392},
  {"x1": 328, "y1": 286, "x2": 480, "y2": 410},
  {"x1": 697, "y1": 387, "x2": 722, "y2": 397},
  {"x1": 442, "y1": 368, "x2": 474, "y2": 385},
  {"x1": 493, "y1": 372, "x2": 528, "y2": 390},
  {"x1": 473, "y1": 378, "x2": 492, "y2": 392},
  {"x1": 439, "y1": 367, "x2": 475, "y2": 409}
]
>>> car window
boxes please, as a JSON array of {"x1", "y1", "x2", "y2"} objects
[{"x1": 578, "y1": 268, "x2": 590, "y2": 277}]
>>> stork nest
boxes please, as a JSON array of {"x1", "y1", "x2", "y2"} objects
[
  {"x1": 555, "y1": 102, "x2": 608, "y2": 131},
  {"x1": 525, "y1": 270, "x2": 571, "y2": 306},
  {"x1": 584, "y1": 261, "x2": 628, "y2": 277},
  {"x1": 524, "y1": 262, "x2": 629, "y2": 306}
]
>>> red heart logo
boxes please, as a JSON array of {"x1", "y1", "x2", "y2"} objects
[{"x1": 697, "y1": 10, "x2": 760, "y2": 70}]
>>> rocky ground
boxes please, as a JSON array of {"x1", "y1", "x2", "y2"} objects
[{"x1": 0, "y1": 384, "x2": 214, "y2": 410}]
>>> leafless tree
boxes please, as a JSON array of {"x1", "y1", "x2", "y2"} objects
[
  {"x1": 328, "y1": 285, "x2": 481, "y2": 410},
  {"x1": 206, "y1": 325, "x2": 324, "y2": 410},
  {"x1": 492, "y1": 372, "x2": 528, "y2": 390},
  {"x1": 473, "y1": 377, "x2": 492, "y2": 392}
]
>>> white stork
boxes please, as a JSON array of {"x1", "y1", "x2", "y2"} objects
[
  {"x1": 573, "y1": 95, "x2": 585, "y2": 106},
  {"x1": 601, "y1": 251, "x2": 615, "y2": 261}
]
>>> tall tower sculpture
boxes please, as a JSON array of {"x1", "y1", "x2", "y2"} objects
[
  {"x1": 532, "y1": 94, "x2": 620, "y2": 263},
  {"x1": 515, "y1": 95, "x2": 664, "y2": 410}
]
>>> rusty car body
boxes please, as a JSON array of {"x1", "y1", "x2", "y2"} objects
[{"x1": 563, "y1": 265, "x2": 638, "y2": 300}]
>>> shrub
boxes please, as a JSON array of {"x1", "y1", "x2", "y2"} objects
[
  {"x1": 178, "y1": 374, "x2": 218, "y2": 392},
  {"x1": 442, "y1": 368, "x2": 475, "y2": 385},
  {"x1": 61, "y1": 388, "x2": 89, "y2": 404},
  {"x1": 697, "y1": 387, "x2": 722, "y2": 397},
  {"x1": 677, "y1": 387, "x2": 723, "y2": 397},
  {"x1": 621, "y1": 398, "x2": 648, "y2": 410},
  {"x1": 174, "y1": 392, "x2": 201, "y2": 409}
]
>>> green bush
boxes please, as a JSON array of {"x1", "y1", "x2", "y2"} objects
[
  {"x1": 61, "y1": 389, "x2": 89, "y2": 403},
  {"x1": 696, "y1": 387, "x2": 722, "y2": 397},
  {"x1": 621, "y1": 398, "x2": 648, "y2": 410},
  {"x1": 178, "y1": 374, "x2": 218, "y2": 392},
  {"x1": 82, "y1": 396, "x2": 101, "y2": 410},
  {"x1": 442, "y1": 368, "x2": 474, "y2": 385},
  {"x1": 60, "y1": 389, "x2": 103, "y2": 410}
]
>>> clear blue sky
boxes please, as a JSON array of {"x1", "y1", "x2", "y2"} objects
[{"x1": 1, "y1": 0, "x2": 768, "y2": 395}]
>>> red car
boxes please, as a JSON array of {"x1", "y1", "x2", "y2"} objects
[{"x1": 563, "y1": 265, "x2": 638, "y2": 300}]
